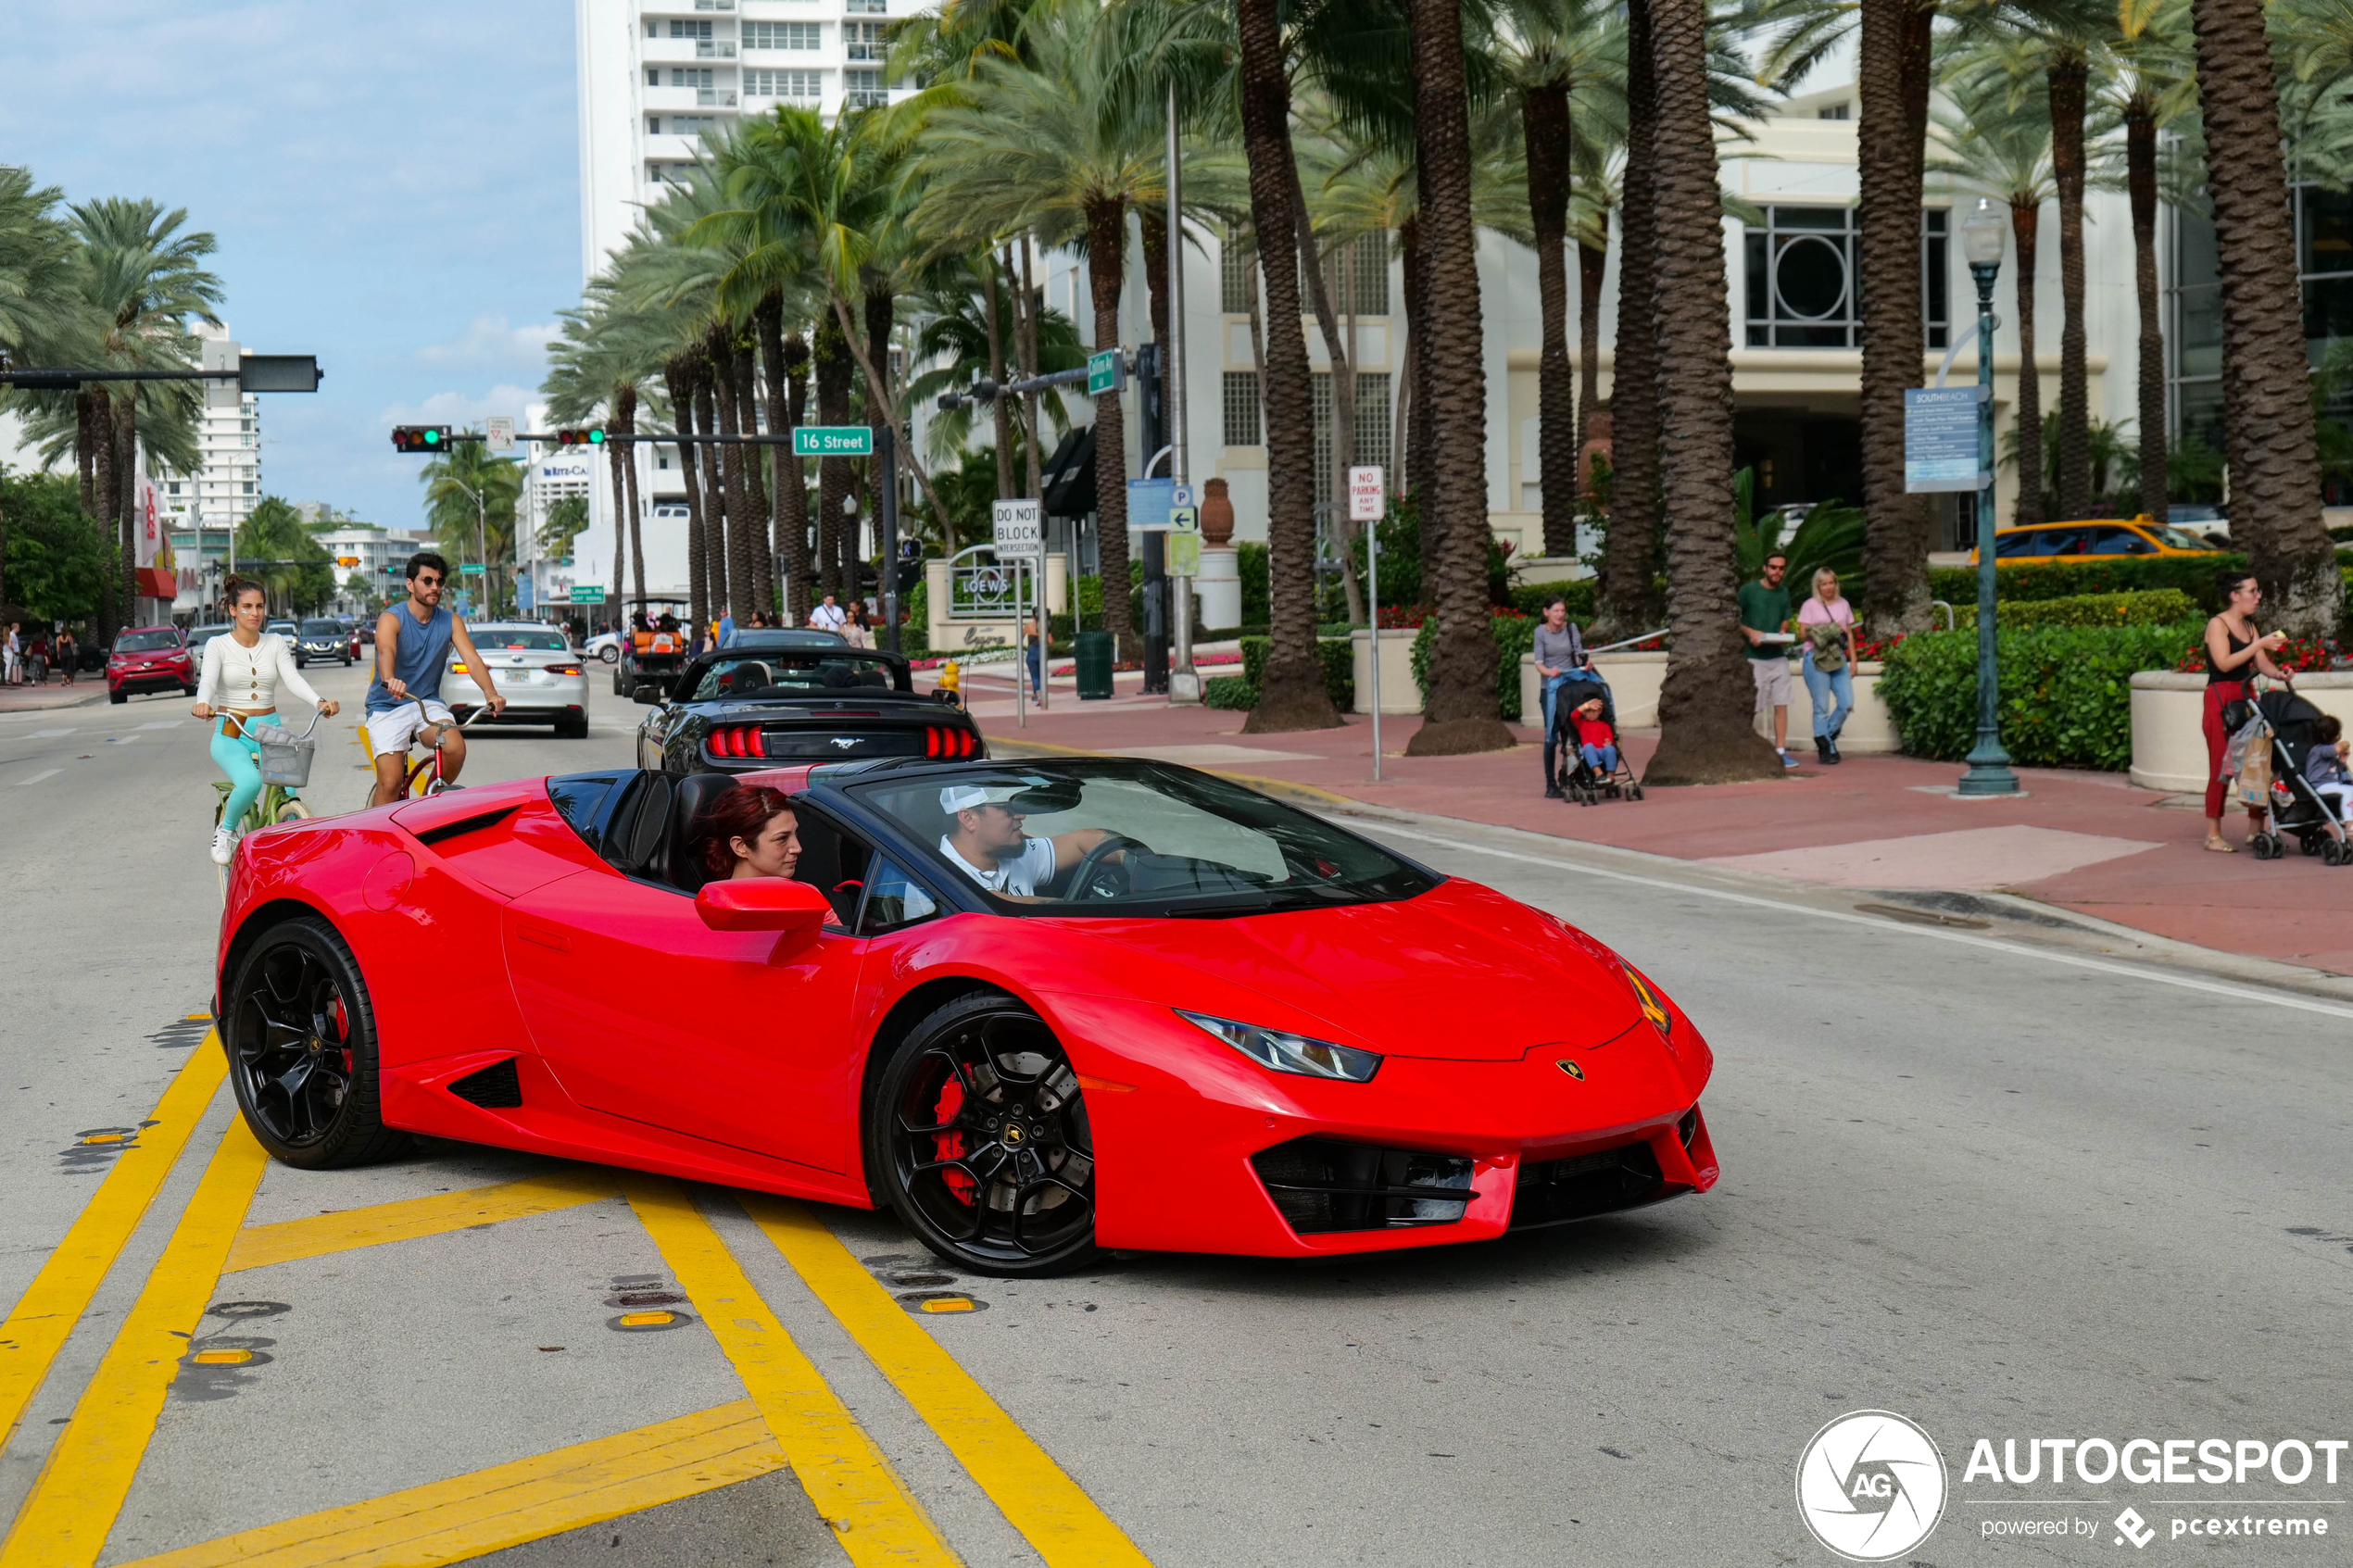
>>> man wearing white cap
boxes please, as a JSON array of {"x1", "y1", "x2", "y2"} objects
[{"x1": 938, "y1": 784, "x2": 1115, "y2": 897}]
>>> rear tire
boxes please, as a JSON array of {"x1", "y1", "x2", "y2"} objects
[
  {"x1": 868, "y1": 992, "x2": 1100, "y2": 1278},
  {"x1": 223, "y1": 917, "x2": 409, "y2": 1169},
  {"x1": 557, "y1": 713, "x2": 589, "y2": 739}
]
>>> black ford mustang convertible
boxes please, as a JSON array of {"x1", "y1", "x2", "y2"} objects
[{"x1": 635, "y1": 643, "x2": 985, "y2": 775}]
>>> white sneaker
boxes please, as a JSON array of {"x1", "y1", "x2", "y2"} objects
[{"x1": 209, "y1": 827, "x2": 234, "y2": 865}]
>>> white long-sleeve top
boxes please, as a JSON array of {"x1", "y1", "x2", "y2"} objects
[{"x1": 196, "y1": 632, "x2": 321, "y2": 712}]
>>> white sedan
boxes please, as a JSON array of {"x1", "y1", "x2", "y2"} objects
[
  {"x1": 584, "y1": 629, "x2": 623, "y2": 663},
  {"x1": 442, "y1": 623, "x2": 591, "y2": 738}
]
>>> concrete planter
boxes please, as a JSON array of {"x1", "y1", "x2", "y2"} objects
[
  {"x1": 1352, "y1": 628, "x2": 1421, "y2": 715},
  {"x1": 1758, "y1": 660, "x2": 1894, "y2": 753},
  {"x1": 2129, "y1": 671, "x2": 2353, "y2": 792},
  {"x1": 1517, "y1": 650, "x2": 1894, "y2": 753}
]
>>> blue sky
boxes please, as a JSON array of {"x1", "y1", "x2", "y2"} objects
[{"x1": 1, "y1": 0, "x2": 583, "y2": 529}]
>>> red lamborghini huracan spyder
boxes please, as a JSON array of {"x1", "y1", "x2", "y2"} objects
[{"x1": 214, "y1": 757, "x2": 1718, "y2": 1275}]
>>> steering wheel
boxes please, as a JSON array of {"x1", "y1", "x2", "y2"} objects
[{"x1": 1063, "y1": 834, "x2": 1147, "y2": 900}]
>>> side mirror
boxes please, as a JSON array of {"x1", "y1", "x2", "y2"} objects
[
  {"x1": 635, "y1": 683, "x2": 664, "y2": 705},
  {"x1": 696, "y1": 877, "x2": 832, "y2": 940},
  {"x1": 932, "y1": 688, "x2": 961, "y2": 707}
]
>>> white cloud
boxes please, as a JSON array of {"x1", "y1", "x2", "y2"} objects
[
  {"x1": 416, "y1": 315, "x2": 561, "y2": 369},
  {"x1": 376, "y1": 385, "x2": 546, "y2": 428}
]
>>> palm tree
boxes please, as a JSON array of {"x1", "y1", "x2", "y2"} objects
[
  {"x1": 420, "y1": 435, "x2": 524, "y2": 611},
  {"x1": 1595, "y1": 0, "x2": 1665, "y2": 641},
  {"x1": 1403, "y1": 0, "x2": 1515, "y2": 756},
  {"x1": 1643, "y1": 0, "x2": 1785, "y2": 783},
  {"x1": 2187, "y1": 0, "x2": 2339, "y2": 633},
  {"x1": 1928, "y1": 62, "x2": 2055, "y2": 526},
  {"x1": 2099, "y1": 0, "x2": 2198, "y2": 523},
  {"x1": 911, "y1": 1, "x2": 1177, "y2": 665}
]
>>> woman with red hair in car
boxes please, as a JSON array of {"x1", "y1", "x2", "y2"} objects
[{"x1": 692, "y1": 785, "x2": 802, "y2": 882}]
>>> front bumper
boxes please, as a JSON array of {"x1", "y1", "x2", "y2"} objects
[
  {"x1": 108, "y1": 666, "x2": 190, "y2": 693},
  {"x1": 1042, "y1": 993, "x2": 1718, "y2": 1257}
]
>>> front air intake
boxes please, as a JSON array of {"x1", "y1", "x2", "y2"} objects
[
  {"x1": 1508, "y1": 1139, "x2": 1665, "y2": 1230},
  {"x1": 1250, "y1": 1137, "x2": 1478, "y2": 1234},
  {"x1": 447, "y1": 1058, "x2": 523, "y2": 1110}
]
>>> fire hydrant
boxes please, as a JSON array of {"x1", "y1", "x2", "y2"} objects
[{"x1": 938, "y1": 659, "x2": 961, "y2": 706}]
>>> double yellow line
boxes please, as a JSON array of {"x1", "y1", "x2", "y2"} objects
[{"x1": 0, "y1": 1036, "x2": 1152, "y2": 1568}]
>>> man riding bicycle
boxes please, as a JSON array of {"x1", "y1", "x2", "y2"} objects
[{"x1": 366, "y1": 551, "x2": 506, "y2": 807}]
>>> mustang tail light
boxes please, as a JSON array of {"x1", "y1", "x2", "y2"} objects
[
  {"x1": 924, "y1": 726, "x2": 976, "y2": 759},
  {"x1": 710, "y1": 725, "x2": 766, "y2": 759}
]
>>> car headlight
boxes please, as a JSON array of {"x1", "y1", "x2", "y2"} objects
[
  {"x1": 1176, "y1": 1010, "x2": 1380, "y2": 1083},
  {"x1": 1625, "y1": 969, "x2": 1672, "y2": 1035}
]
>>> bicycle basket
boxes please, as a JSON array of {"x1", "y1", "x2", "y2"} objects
[{"x1": 248, "y1": 723, "x2": 316, "y2": 787}]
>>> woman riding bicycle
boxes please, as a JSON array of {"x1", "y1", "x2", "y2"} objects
[{"x1": 192, "y1": 577, "x2": 340, "y2": 865}]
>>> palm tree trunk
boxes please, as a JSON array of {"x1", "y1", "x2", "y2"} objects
[
  {"x1": 669, "y1": 358, "x2": 708, "y2": 643},
  {"x1": 709, "y1": 328, "x2": 754, "y2": 622},
  {"x1": 986, "y1": 253, "x2": 1014, "y2": 501},
  {"x1": 774, "y1": 330, "x2": 812, "y2": 622},
  {"x1": 607, "y1": 418, "x2": 629, "y2": 635},
  {"x1": 756, "y1": 293, "x2": 805, "y2": 621},
  {"x1": 2127, "y1": 102, "x2": 2169, "y2": 522},
  {"x1": 1288, "y1": 168, "x2": 1364, "y2": 623},
  {"x1": 1526, "y1": 78, "x2": 1579, "y2": 558},
  {"x1": 861, "y1": 288, "x2": 897, "y2": 601},
  {"x1": 1643, "y1": 0, "x2": 1783, "y2": 784},
  {"x1": 2009, "y1": 196, "x2": 2045, "y2": 528},
  {"x1": 75, "y1": 390, "x2": 97, "y2": 520},
  {"x1": 2048, "y1": 53, "x2": 2092, "y2": 520},
  {"x1": 1856, "y1": 0, "x2": 1937, "y2": 631},
  {"x1": 1597, "y1": 0, "x2": 1665, "y2": 641},
  {"x1": 1234, "y1": 0, "x2": 1341, "y2": 731},
  {"x1": 618, "y1": 383, "x2": 647, "y2": 614},
  {"x1": 729, "y1": 335, "x2": 772, "y2": 614},
  {"x1": 814, "y1": 313, "x2": 851, "y2": 601},
  {"x1": 1578, "y1": 232, "x2": 1606, "y2": 511},
  {"x1": 686, "y1": 359, "x2": 724, "y2": 616},
  {"x1": 1080, "y1": 196, "x2": 1139, "y2": 659},
  {"x1": 1391, "y1": 307, "x2": 1414, "y2": 507},
  {"x1": 1403, "y1": 214, "x2": 1441, "y2": 602},
  {"x1": 1021, "y1": 235, "x2": 1044, "y2": 502},
  {"x1": 89, "y1": 385, "x2": 120, "y2": 640},
  {"x1": 2190, "y1": 0, "x2": 2338, "y2": 633},
  {"x1": 113, "y1": 394, "x2": 138, "y2": 621},
  {"x1": 1404, "y1": 0, "x2": 1510, "y2": 755}
]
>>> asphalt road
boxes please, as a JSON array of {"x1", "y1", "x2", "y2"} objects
[{"x1": 3, "y1": 661, "x2": 2349, "y2": 1567}]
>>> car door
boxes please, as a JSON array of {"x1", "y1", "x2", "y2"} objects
[{"x1": 502, "y1": 861, "x2": 866, "y2": 1175}]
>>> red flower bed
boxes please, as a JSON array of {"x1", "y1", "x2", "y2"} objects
[{"x1": 2171, "y1": 633, "x2": 2342, "y2": 675}]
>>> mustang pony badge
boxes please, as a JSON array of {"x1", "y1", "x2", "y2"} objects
[{"x1": 1554, "y1": 1059, "x2": 1586, "y2": 1081}]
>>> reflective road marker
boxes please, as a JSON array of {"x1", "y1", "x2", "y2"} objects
[
  {"x1": 110, "y1": 1400, "x2": 787, "y2": 1568},
  {"x1": 0, "y1": 1039, "x2": 225, "y2": 1451},
  {"x1": 0, "y1": 1119, "x2": 270, "y2": 1568},
  {"x1": 624, "y1": 1178, "x2": 960, "y2": 1567},
  {"x1": 744, "y1": 1197, "x2": 1155, "y2": 1568}
]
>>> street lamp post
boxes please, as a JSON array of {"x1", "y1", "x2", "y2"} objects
[{"x1": 1957, "y1": 197, "x2": 2020, "y2": 797}]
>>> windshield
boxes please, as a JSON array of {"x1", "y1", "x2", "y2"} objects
[
  {"x1": 115, "y1": 631, "x2": 181, "y2": 653},
  {"x1": 2145, "y1": 524, "x2": 2215, "y2": 551},
  {"x1": 476, "y1": 629, "x2": 569, "y2": 651},
  {"x1": 687, "y1": 651, "x2": 904, "y2": 699},
  {"x1": 300, "y1": 620, "x2": 343, "y2": 636},
  {"x1": 849, "y1": 760, "x2": 1440, "y2": 916}
]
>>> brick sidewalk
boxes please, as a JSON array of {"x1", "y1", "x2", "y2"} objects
[{"x1": 946, "y1": 668, "x2": 2353, "y2": 977}]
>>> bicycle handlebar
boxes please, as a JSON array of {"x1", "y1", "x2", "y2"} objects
[{"x1": 409, "y1": 696, "x2": 491, "y2": 747}]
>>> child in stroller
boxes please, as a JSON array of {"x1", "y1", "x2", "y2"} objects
[
  {"x1": 2234, "y1": 687, "x2": 2352, "y2": 864},
  {"x1": 1548, "y1": 682, "x2": 1642, "y2": 805}
]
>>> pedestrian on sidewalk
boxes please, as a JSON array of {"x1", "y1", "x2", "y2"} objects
[
  {"x1": 1568, "y1": 695, "x2": 1619, "y2": 775},
  {"x1": 1022, "y1": 609, "x2": 1043, "y2": 696},
  {"x1": 55, "y1": 627, "x2": 75, "y2": 684},
  {"x1": 810, "y1": 592, "x2": 848, "y2": 635},
  {"x1": 1796, "y1": 568, "x2": 1858, "y2": 764},
  {"x1": 2305, "y1": 714, "x2": 2350, "y2": 821},
  {"x1": 1738, "y1": 555, "x2": 1799, "y2": 768},
  {"x1": 2201, "y1": 570, "x2": 2289, "y2": 852},
  {"x1": 843, "y1": 598, "x2": 874, "y2": 649},
  {"x1": 1533, "y1": 595, "x2": 1588, "y2": 797},
  {"x1": 3, "y1": 622, "x2": 19, "y2": 686}
]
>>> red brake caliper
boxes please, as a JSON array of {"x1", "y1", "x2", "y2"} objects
[{"x1": 934, "y1": 1074, "x2": 975, "y2": 1202}]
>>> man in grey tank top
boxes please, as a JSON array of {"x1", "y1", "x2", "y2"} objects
[{"x1": 365, "y1": 551, "x2": 507, "y2": 806}]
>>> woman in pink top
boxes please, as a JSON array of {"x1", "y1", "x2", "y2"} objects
[{"x1": 1795, "y1": 569, "x2": 1858, "y2": 764}]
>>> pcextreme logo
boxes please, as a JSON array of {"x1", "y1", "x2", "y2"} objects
[{"x1": 1796, "y1": 1410, "x2": 1949, "y2": 1562}]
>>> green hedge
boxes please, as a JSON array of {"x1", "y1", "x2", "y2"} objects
[
  {"x1": 1878, "y1": 621, "x2": 2200, "y2": 771},
  {"x1": 1409, "y1": 614, "x2": 1539, "y2": 721},
  {"x1": 1222, "y1": 634, "x2": 1354, "y2": 711},
  {"x1": 1506, "y1": 580, "x2": 1599, "y2": 622},
  {"x1": 1925, "y1": 556, "x2": 2244, "y2": 608},
  {"x1": 1951, "y1": 588, "x2": 2200, "y2": 628}
]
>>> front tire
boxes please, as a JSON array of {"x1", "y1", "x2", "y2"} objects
[
  {"x1": 109, "y1": 691, "x2": 126, "y2": 705},
  {"x1": 224, "y1": 917, "x2": 409, "y2": 1169},
  {"x1": 868, "y1": 992, "x2": 1099, "y2": 1277}
]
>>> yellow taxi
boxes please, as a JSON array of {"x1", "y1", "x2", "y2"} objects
[{"x1": 1970, "y1": 517, "x2": 2223, "y2": 565}]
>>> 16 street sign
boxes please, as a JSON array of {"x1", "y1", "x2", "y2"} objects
[
  {"x1": 992, "y1": 498, "x2": 1043, "y2": 554},
  {"x1": 1088, "y1": 349, "x2": 1124, "y2": 396},
  {"x1": 794, "y1": 426, "x2": 875, "y2": 458}
]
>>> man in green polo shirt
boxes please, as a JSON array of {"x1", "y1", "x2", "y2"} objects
[{"x1": 1737, "y1": 552, "x2": 1799, "y2": 769}]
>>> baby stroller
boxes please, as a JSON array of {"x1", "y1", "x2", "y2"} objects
[
  {"x1": 1547, "y1": 671, "x2": 1642, "y2": 806},
  {"x1": 2227, "y1": 684, "x2": 2350, "y2": 865}
]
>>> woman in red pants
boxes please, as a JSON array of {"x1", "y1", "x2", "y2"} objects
[{"x1": 2202, "y1": 570, "x2": 2288, "y2": 852}]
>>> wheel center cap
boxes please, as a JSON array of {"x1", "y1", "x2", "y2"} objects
[
  {"x1": 306, "y1": 1036, "x2": 322, "y2": 1055},
  {"x1": 1000, "y1": 1123, "x2": 1026, "y2": 1148}
]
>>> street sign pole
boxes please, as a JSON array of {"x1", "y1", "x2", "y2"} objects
[
  {"x1": 878, "y1": 422, "x2": 900, "y2": 656},
  {"x1": 995, "y1": 499, "x2": 1045, "y2": 719},
  {"x1": 1350, "y1": 466, "x2": 1387, "y2": 780},
  {"x1": 1166, "y1": 82, "x2": 1201, "y2": 706}
]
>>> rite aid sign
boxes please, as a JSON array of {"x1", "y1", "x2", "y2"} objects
[{"x1": 538, "y1": 458, "x2": 593, "y2": 481}]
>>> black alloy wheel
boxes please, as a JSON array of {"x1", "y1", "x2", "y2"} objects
[
  {"x1": 225, "y1": 918, "x2": 409, "y2": 1168},
  {"x1": 871, "y1": 993, "x2": 1099, "y2": 1277}
]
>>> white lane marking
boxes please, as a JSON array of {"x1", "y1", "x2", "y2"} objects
[
  {"x1": 136, "y1": 721, "x2": 183, "y2": 731},
  {"x1": 32, "y1": 728, "x2": 75, "y2": 738},
  {"x1": 14, "y1": 769, "x2": 60, "y2": 786},
  {"x1": 1365, "y1": 822, "x2": 2353, "y2": 1022}
]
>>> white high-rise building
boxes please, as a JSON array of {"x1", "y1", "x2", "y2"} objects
[{"x1": 575, "y1": 0, "x2": 910, "y2": 283}]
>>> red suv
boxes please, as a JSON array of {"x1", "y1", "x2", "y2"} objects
[{"x1": 108, "y1": 626, "x2": 195, "y2": 705}]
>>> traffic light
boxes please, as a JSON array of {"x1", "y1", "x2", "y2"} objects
[
  {"x1": 555, "y1": 427, "x2": 606, "y2": 446},
  {"x1": 391, "y1": 425, "x2": 453, "y2": 454}
]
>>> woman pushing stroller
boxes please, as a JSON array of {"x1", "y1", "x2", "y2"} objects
[{"x1": 1534, "y1": 595, "x2": 1615, "y2": 799}]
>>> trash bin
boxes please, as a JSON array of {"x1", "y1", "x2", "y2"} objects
[{"x1": 1075, "y1": 631, "x2": 1114, "y2": 700}]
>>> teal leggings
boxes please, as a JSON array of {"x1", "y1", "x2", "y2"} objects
[{"x1": 212, "y1": 717, "x2": 272, "y2": 831}]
